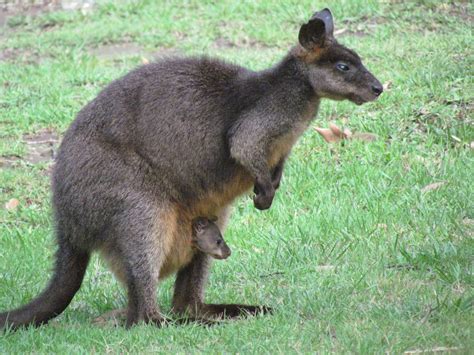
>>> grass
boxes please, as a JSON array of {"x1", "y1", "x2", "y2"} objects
[{"x1": 0, "y1": 0, "x2": 473, "y2": 353}]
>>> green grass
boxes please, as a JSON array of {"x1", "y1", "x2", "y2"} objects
[{"x1": 1, "y1": 0, "x2": 473, "y2": 353}]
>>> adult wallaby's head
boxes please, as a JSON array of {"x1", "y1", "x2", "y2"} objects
[{"x1": 296, "y1": 8, "x2": 383, "y2": 105}]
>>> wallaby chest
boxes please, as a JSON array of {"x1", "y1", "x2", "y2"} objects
[{"x1": 267, "y1": 99, "x2": 320, "y2": 167}]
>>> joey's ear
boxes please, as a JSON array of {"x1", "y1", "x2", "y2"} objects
[
  {"x1": 192, "y1": 217, "x2": 208, "y2": 231},
  {"x1": 298, "y1": 8, "x2": 334, "y2": 51}
]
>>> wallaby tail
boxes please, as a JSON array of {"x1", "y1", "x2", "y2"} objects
[{"x1": 0, "y1": 240, "x2": 90, "y2": 330}]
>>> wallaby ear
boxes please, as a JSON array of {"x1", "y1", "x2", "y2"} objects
[
  {"x1": 298, "y1": 8, "x2": 334, "y2": 51},
  {"x1": 312, "y1": 8, "x2": 334, "y2": 37},
  {"x1": 192, "y1": 217, "x2": 208, "y2": 232}
]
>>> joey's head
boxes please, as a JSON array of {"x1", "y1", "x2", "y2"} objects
[
  {"x1": 191, "y1": 217, "x2": 231, "y2": 260},
  {"x1": 296, "y1": 9, "x2": 383, "y2": 105}
]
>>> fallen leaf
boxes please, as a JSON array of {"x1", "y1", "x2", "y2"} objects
[
  {"x1": 315, "y1": 123, "x2": 378, "y2": 143},
  {"x1": 5, "y1": 198, "x2": 19, "y2": 210},
  {"x1": 463, "y1": 218, "x2": 474, "y2": 226},
  {"x1": 383, "y1": 80, "x2": 392, "y2": 91},
  {"x1": 334, "y1": 28, "x2": 347, "y2": 36},
  {"x1": 315, "y1": 127, "x2": 342, "y2": 143},
  {"x1": 329, "y1": 122, "x2": 345, "y2": 137},
  {"x1": 316, "y1": 265, "x2": 335, "y2": 271},
  {"x1": 315, "y1": 123, "x2": 348, "y2": 143},
  {"x1": 421, "y1": 181, "x2": 447, "y2": 193},
  {"x1": 141, "y1": 57, "x2": 150, "y2": 64}
]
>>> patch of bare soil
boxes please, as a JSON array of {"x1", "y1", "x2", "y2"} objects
[
  {"x1": 338, "y1": 15, "x2": 386, "y2": 38},
  {"x1": 0, "y1": 129, "x2": 60, "y2": 169},
  {"x1": 0, "y1": 47, "x2": 47, "y2": 64},
  {"x1": 23, "y1": 129, "x2": 60, "y2": 164},
  {"x1": 0, "y1": 0, "x2": 94, "y2": 27},
  {"x1": 438, "y1": 2, "x2": 473, "y2": 23},
  {"x1": 88, "y1": 43, "x2": 143, "y2": 60},
  {"x1": 0, "y1": 0, "x2": 60, "y2": 28},
  {"x1": 212, "y1": 37, "x2": 273, "y2": 50},
  {"x1": 89, "y1": 43, "x2": 182, "y2": 63},
  {"x1": 334, "y1": 28, "x2": 369, "y2": 38}
]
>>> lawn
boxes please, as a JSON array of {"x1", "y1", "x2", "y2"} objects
[{"x1": 0, "y1": 0, "x2": 473, "y2": 353}]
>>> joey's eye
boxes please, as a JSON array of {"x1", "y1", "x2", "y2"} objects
[
  {"x1": 216, "y1": 239, "x2": 222, "y2": 246},
  {"x1": 336, "y1": 63, "x2": 350, "y2": 72}
]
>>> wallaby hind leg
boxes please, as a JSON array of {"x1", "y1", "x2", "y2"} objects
[
  {"x1": 172, "y1": 251, "x2": 271, "y2": 319},
  {"x1": 124, "y1": 265, "x2": 164, "y2": 328},
  {"x1": 110, "y1": 199, "x2": 169, "y2": 328}
]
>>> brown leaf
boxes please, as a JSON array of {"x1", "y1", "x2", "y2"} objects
[
  {"x1": 463, "y1": 218, "x2": 474, "y2": 227},
  {"x1": 315, "y1": 123, "x2": 377, "y2": 143},
  {"x1": 315, "y1": 265, "x2": 335, "y2": 271},
  {"x1": 383, "y1": 80, "x2": 393, "y2": 91},
  {"x1": 451, "y1": 135, "x2": 461, "y2": 143},
  {"x1": 421, "y1": 181, "x2": 447, "y2": 193},
  {"x1": 334, "y1": 28, "x2": 347, "y2": 36},
  {"x1": 315, "y1": 127, "x2": 343, "y2": 143},
  {"x1": 329, "y1": 122, "x2": 344, "y2": 137},
  {"x1": 5, "y1": 198, "x2": 19, "y2": 210}
]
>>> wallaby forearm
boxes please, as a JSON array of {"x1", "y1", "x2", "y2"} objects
[{"x1": 228, "y1": 115, "x2": 291, "y2": 209}]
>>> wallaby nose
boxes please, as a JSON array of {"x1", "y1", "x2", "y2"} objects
[{"x1": 371, "y1": 84, "x2": 383, "y2": 96}]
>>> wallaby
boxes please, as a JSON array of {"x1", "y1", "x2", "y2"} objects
[
  {"x1": 0, "y1": 8, "x2": 382, "y2": 329},
  {"x1": 191, "y1": 217, "x2": 231, "y2": 260}
]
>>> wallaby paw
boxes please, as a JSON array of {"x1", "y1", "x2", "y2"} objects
[{"x1": 253, "y1": 191, "x2": 274, "y2": 210}]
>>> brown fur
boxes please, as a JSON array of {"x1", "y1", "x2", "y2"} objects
[
  {"x1": 0, "y1": 8, "x2": 383, "y2": 329},
  {"x1": 294, "y1": 44, "x2": 326, "y2": 63}
]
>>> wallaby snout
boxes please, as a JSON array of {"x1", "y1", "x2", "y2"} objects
[{"x1": 349, "y1": 66, "x2": 384, "y2": 105}]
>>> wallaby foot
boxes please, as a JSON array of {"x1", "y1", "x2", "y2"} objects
[
  {"x1": 174, "y1": 302, "x2": 272, "y2": 320},
  {"x1": 110, "y1": 200, "x2": 170, "y2": 328},
  {"x1": 199, "y1": 303, "x2": 272, "y2": 319},
  {"x1": 124, "y1": 265, "x2": 167, "y2": 328},
  {"x1": 125, "y1": 281, "x2": 169, "y2": 328},
  {"x1": 172, "y1": 251, "x2": 273, "y2": 321}
]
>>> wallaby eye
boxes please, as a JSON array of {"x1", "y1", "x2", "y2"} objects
[
  {"x1": 216, "y1": 239, "x2": 222, "y2": 246},
  {"x1": 336, "y1": 63, "x2": 350, "y2": 72}
]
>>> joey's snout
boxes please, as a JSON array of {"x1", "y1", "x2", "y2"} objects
[{"x1": 214, "y1": 245, "x2": 231, "y2": 260}]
